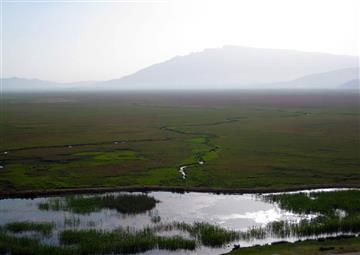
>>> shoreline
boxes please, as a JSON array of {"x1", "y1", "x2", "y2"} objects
[{"x1": 1, "y1": 183, "x2": 360, "y2": 199}]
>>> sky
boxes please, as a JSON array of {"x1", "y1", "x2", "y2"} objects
[{"x1": 1, "y1": 0, "x2": 359, "y2": 83}]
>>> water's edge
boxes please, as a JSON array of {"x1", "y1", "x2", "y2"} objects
[{"x1": 1, "y1": 183, "x2": 360, "y2": 199}]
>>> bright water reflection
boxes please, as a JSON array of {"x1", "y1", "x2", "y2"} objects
[{"x1": 0, "y1": 191, "x2": 316, "y2": 255}]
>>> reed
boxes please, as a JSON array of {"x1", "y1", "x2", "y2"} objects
[
  {"x1": 38, "y1": 193, "x2": 158, "y2": 214},
  {"x1": 4, "y1": 221, "x2": 54, "y2": 236},
  {"x1": 264, "y1": 190, "x2": 360, "y2": 216},
  {"x1": 60, "y1": 228, "x2": 196, "y2": 254},
  {"x1": 0, "y1": 229, "x2": 75, "y2": 255},
  {"x1": 148, "y1": 221, "x2": 240, "y2": 247}
]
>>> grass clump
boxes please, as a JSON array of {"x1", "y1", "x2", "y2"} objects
[
  {"x1": 64, "y1": 216, "x2": 81, "y2": 227},
  {"x1": 60, "y1": 228, "x2": 195, "y2": 254},
  {"x1": 38, "y1": 193, "x2": 158, "y2": 214},
  {"x1": 0, "y1": 230, "x2": 76, "y2": 255},
  {"x1": 74, "y1": 150, "x2": 142, "y2": 162},
  {"x1": 191, "y1": 222, "x2": 240, "y2": 247},
  {"x1": 265, "y1": 190, "x2": 360, "y2": 216},
  {"x1": 4, "y1": 221, "x2": 54, "y2": 236},
  {"x1": 245, "y1": 190, "x2": 360, "y2": 239},
  {"x1": 59, "y1": 222, "x2": 240, "y2": 253},
  {"x1": 150, "y1": 222, "x2": 240, "y2": 247},
  {"x1": 265, "y1": 216, "x2": 360, "y2": 238}
]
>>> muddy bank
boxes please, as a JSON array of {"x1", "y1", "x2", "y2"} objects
[{"x1": 1, "y1": 183, "x2": 360, "y2": 199}]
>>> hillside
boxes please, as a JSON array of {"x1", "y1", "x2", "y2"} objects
[{"x1": 101, "y1": 46, "x2": 358, "y2": 89}]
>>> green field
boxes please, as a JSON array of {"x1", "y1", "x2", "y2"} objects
[{"x1": 0, "y1": 90, "x2": 359, "y2": 192}]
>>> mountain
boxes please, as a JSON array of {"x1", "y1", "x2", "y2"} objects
[
  {"x1": 339, "y1": 79, "x2": 359, "y2": 90},
  {"x1": 267, "y1": 68, "x2": 359, "y2": 89},
  {"x1": 1, "y1": 77, "x2": 97, "y2": 92},
  {"x1": 100, "y1": 46, "x2": 358, "y2": 89},
  {"x1": 2, "y1": 46, "x2": 358, "y2": 91}
]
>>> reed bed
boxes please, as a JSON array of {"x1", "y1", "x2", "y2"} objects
[
  {"x1": 264, "y1": 190, "x2": 360, "y2": 216},
  {"x1": 38, "y1": 193, "x2": 158, "y2": 214},
  {"x1": 4, "y1": 221, "x2": 54, "y2": 236},
  {"x1": 148, "y1": 222, "x2": 240, "y2": 247},
  {"x1": 60, "y1": 228, "x2": 196, "y2": 254},
  {"x1": 0, "y1": 227, "x2": 75, "y2": 255}
]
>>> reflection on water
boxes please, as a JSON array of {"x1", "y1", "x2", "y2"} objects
[{"x1": 0, "y1": 191, "x2": 318, "y2": 255}]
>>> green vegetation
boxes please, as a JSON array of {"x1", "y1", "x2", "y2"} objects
[
  {"x1": 74, "y1": 150, "x2": 142, "y2": 162},
  {"x1": 257, "y1": 190, "x2": 360, "y2": 238},
  {"x1": 64, "y1": 216, "x2": 81, "y2": 227},
  {"x1": 4, "y1": 221, "x2": 54, "y2": 236},
  {"x1": 265, "y1": 190, "x2": 360, "y2": 216},
  {"x1": 0, "y1": 230, "x2": 75, "y2": 255},
  {"x1": 150, "y1": 222, "x2": 240, "y2": 247},
  {"x1": 38, "y1": 194, "x2": 158, "y2": 214},
  {"x1": 3, "y1": 226, "x2": 360, "y2": 255},
  {"x1": 0, "y1": 220, "x2": 240, "y2": 254},
  {"x1": 225, "y1": 236, "x2": 360, "y2": 255},
  {"x1": 190, "y1": 222, "x2": 239, "y2": 247},
  {"x1": 0, "y1": 227, "x2": 195, "y2": 255},
  {"x1": 1, "y1": 91, "x2": 359, "y2": 191},
  {"x1": 264, "y1": 217, "x2": 360, "y2": 238},
  {"x1": 2, "y1": 210, "x2": 360, "y2": 255},
  {"x1": 60, "y1": 228, "x2": 196, "y2": 254}
]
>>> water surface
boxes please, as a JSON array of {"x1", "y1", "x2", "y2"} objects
[{"x1": 0, "y1": 190, "x2": 329, "y2": 254}]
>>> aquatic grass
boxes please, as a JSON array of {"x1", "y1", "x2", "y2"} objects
[
  {"x1": 265, "y1": 190, "x2": 360, "y2": 216},
  {"x1": 64, "y1": 216, "x2": 81, "y2": 227},
  {"x1": 38, "y1": 198, "x2": 63, "y2": 211},
  {"x1": 2, "y1": 217, "x2": 360, "y2": 255},
  {"x1": 38, "y1": 193, "x2": 158, "y2": 214},
  {"x1": 148, "y1": 221, "x2": 240, "y2": 247},
  {"x1": 258, "y1": 216, "x2": 360, "y2": 239},
  {"x1": 240, "y1": 226, "x2": 267, "y2": 240},
  {"x1": 260, "y1": 190, "x2": 360, "y2": 238},
  {"x1": 59, "y1": 221, "x2": 239, "y2": 253},
  {"x1": 157, "y1": 236, "x2": 196, "y2": 250},
  {"x1": 60, "y1": 228, "x2": 196, "y2": 254},
  {"x1": 0, "y1": 229, "x2": 76, "y2": 255},
  {"x1": 235, "y1": 212, "x2": 360, "y2": 242},
  {"x1": 4, "y1": 221, "x2": 54, "y2": 236},
  {"x1": 191, "y1": 222, "x2": 240, "y2": 247}
]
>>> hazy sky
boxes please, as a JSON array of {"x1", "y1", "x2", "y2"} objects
[{"x1": 2, "y1": 0, "x2": 359, "y2": 82}]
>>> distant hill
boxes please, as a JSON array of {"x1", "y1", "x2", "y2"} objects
[
  {"x1": 267, "y1": 68, "x2": 359, "y2": 89},
  {"x1": 100, "y1": 46, "x2": 358, "y2": 89},
  {"x1": 2, "y1": 77, "x2": 58, "y2": 92},
  {"x1": 339, "y1": 79, "x2": 359, "y2": 90},
  {"x1": 1, "y1": 77, "x2": 96, "y2": 92}
]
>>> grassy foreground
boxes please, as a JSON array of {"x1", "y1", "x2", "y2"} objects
[
  {"x1": 1, "y1": 91, "x2": 359, "y2": 192},
  {"x1": 225, "y1": 236, "x2": 360, "y2": 255}
]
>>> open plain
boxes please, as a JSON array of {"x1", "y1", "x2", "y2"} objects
[{"x1": 1, "y1": 90, "x2": 359, "y2": 193}]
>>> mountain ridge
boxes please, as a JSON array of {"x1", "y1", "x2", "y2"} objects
[
  {"x1": 2, "y1": 46, "x2": 359, "y2": 91},
  {"x1": 100, "y1": 46, "x2": 358, "y2": 89}
]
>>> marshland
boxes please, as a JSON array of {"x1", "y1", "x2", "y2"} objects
[
  {"x1": 0, "y1": 91, "x2": 359, "y2": 254},
  {"x1": 1, "y1": 189, "x2": 359, "y2": 255}
]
